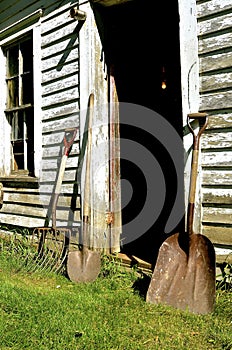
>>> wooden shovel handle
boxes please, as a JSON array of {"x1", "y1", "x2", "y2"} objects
[
  {"x1": 187, "y1": 113, "x2": 208, "y2": 150},
  {"x1": 64, "y1": 128, "x2": 77, "y2": 156},
  {"x1": 187, "y1": 112, "x2": 208, "y2": 119},
  {"x1": 52, "y1": 128, "x2": 77, "y2": 228},
  {"x1": 187, "y1": 112, "x2": 208, "y2": 235}
]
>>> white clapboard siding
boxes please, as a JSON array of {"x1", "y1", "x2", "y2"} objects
[
  {"x1": 198, "y1": 13, "x2": 232, "y2": 36},
  {"x1": 202, "y1": 188, "x2": 232, "y2": 206},
  {"x1": 203, "y1": 207, "x2": 232, "y2": 225},
  {"x1": 198, "y1": 33, "x2": 232, "y2": 55},
  {"x1": 0, "y1": 1, "x2": 82, "y2": 229},
  {"x1": 197, "y1": 0, "x2": 232, "y2": 252},
  {"x1": 200, "y1": 73, "x2": 232, "y2": 93},
  {"x1": 197, "y1": 0, "x2": 232, "y2": 18},
  {"x1": 202, "y1": 151, "x2": 232, "y2": 167},
  {"x1": 199, "y1": 52, "x2": 232, "y2": 73},
  {"x1": 42, "y1": 74, "x2": 79, "y2": 96},
  {"x1": 40, "y1": 2, "x2": 81, "y2": 229},
  {"x1": 206, "y1": 114, "x2": 232, "y2": 129},
  {"x1": 202, "y1": 170, "x2": 232, "y2": 186},
  {"x1": 3, "y1": 191, "x2": 79, "y2": 208},
  {"x1": 42, "y1": 101, "x2": 79, "y2": 120},
  {"x1": 39, "y1": 169, "x2": 78, "y2": 183},
  {"x1": 42, "y1": 143, "x2": 79, "y2": 157},
  {"x1": 0, "y1": 213, "x2": 45, "y2": 228},
  {"x1": 201, "y1": 131, "x2": 232, "y2": 149}
]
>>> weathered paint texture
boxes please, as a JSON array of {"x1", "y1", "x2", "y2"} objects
[{"x1": 197, "y1": 0, "x2": 232, "y2": 252}]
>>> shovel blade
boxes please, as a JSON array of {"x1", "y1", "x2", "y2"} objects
[
  {"x1": 146, "y1": 233, "x2": 216, "y2": 314},
  {"x1": 67, "y1": 250, "x2": 101, "y2": 283}
]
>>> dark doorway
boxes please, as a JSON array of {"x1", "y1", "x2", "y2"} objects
[{"x1": 92, "y1": 0, "x2": 184, "y2": 265}]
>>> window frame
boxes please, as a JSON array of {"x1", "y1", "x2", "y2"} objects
[
  {"x1": 4, "y1": 33, "x2": 34, "y2": 175},
  {"x1": 0, "y1": 16, "x2": 42, "y2": 183}
]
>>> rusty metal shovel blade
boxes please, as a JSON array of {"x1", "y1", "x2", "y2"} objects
[
  {"x1": 146, "y1": 232, "x2": 216, "y2": 314},
  {"x1": 67, "y1": 249, "x2": 101, "y2": 283}
]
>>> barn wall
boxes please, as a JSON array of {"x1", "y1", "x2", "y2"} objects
[
  {"x1": 197, "y1": 0, "x2": 232, "y2": 257},
  {"x1": 0, "y1": 1, "x2": 83, "y2": 230},
  {"x1": 40, "y1": 3, "x2": 81, "y2": 230},
  {"x1": 0, "y1": 0, "x2": 109, "y2": 241}
]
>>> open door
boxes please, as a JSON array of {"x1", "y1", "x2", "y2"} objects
[{"x1": 91, "y1": 0, "x2": 184, "y2": 264}]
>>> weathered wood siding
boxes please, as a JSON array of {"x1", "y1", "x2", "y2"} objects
[
  {"x1": 197, "y1": 0, "x2": 232, "y2": 250},
  {"x1": 0, "y1": 1, "x2": 82, "y2": 229},
  {"x1": 40, "y1": 3, "x2": 81, "y2": 229}
]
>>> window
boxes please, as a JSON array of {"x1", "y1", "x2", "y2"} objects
[{"x1": 4, "y1": 33, "x2": 34, "y2": 176}]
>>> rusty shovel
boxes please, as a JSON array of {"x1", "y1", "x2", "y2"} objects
[
  {"x1": 67, "y1": 93, "x2": 101, "y2": 282},
  {"x1": 146, "y1": 113, "x2": 216, "y2": 314}
]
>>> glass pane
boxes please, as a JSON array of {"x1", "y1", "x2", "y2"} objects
[
  {"x1": 26, "y1": 109, "x2": 34, "y2": 175},
  {"x1": 7, "y1": 77, "x2": 19, "y2": 108},
  {"x1": 21, "y1": 39, "x2": 33, "y2": 73},
  {"x1": 12, "y1": 140, "x2": 24, "y2": 170},
  {"x1": 22, "y1": 73, "x2": 33, "y2": 104},
  {"x1": 7, "y1": 46, "x2": 19, "y2": 76},
  {"x1": 25, "y1": 109, "x2": 34, "y2": 138},
  {"x1": 11, "y1": 110, "x2": 24, "y2": 141}
]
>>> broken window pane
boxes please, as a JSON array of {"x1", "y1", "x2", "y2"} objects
[{"x1": 4, "y1": 32, "x2": 34, "y2": 175}]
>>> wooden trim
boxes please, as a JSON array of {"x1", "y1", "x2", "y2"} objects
[
  {"x1": 90, "y1": 0, "x2": 134, "y2": 6},
  {"x1": 0, "y1": 9, "x2": 43, "y2": 42}
]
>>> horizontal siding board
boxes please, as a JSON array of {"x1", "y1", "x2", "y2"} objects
[
  {"x1": 42, "y1": 49, "x2": 79, "y2": 74},
  {"x1": 42, "y1": 60, "x2": 79, "y2": 85},
  {"x1": 202, "y1": 170, "x2": 232, "y2": 186},
  {"x1": 198, "y1": 13, "x2": 232, "y2": 36},
  {"x1": 202, "y1": 188, "x2": 232, "y2": 205},
  {"x1": 39, "y1": 169, "x2": 78, "y2": 183},
  {"x1": 41, "y1": 8, "x2": 75, "y2": 34},
  {"x1": 202, "y1": 151, "x2": 232, "y2": 167},
  {"x1": 201, "y1": 131, "x2": 232, "y2": 149},
  {"x1": 0, "y1": 213, "x2": 45, "y2": 227},
  {"x1": 42, "y1": 74, "x2": 79, "y2": 96},
  {"x1": 200, "y1": 91, "x2": 232, "y2": 110},
  {"x1": 42, "y1": 129, "x2": 79, "y2": 146},
  {"x1": 197, "y1": 0, "x2": 232, "y2": 18},
  {"x1": 198, "y1": 32, "x2": 232, "y2": 55},
  {"x1": 206, "y1": 113, "x2": 232, "y2": 129},
  {"x1": 42, "y1": 101, "x2": 79, "y2": 120},
  {"x1": 203, "y1": 225, "x2": 232, "y2": 246},
  {"x1": 42, "y1": 86, "x2": 79, "y2": 108},
  {"x1": 0, "y1": 209, "x2": 80, "y2": 227},
  {"x1": 3, "y1": 192, "x2": 77, "y2": 207},
  {"x1": 199, "y1": 52, "x2": 232, "y2": 73},
  {"x1": 41, "y1": 21, "x2": 78, "y2": 47},
  {"x1": 42, "y1": 144, "x2": 79, "y2": 157},
  {"x1": 200, "y1": 72, "x2": 232, "y2": 92},
  {"x1": 202, "y1": 207, "x2": 232, "y2": 224},
  {"x1": 41, "y1": 38, "x2": 79, "y2": 63},
  {"x1": 41, "y1": 157, "x2": 78, "y2": 170},
  {"x1": 0, "y1": 203, "x2": 46, "y2": 218}
]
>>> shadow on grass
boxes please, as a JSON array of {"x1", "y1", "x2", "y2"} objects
[{"x1": 132, "y1": 273, "x2": 151, "y2": 299}]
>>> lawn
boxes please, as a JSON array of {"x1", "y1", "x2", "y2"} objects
[{"x1": 0, "y1": 250, "x2": 231, "y2": 349}]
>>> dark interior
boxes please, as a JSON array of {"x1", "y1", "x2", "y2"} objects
[{"x1": 92, "y1": 0, "x2": 185, "y2": 265}]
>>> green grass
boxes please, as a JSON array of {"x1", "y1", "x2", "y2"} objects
[{"x1": 0, "y1": 253, "x2": 231, "y2": 350}]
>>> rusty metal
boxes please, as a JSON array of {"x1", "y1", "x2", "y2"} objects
[
  {"x1": 26, "y1": 128, "x2": 77, "y2": 273},
  {"x1": 70, "y1": 7, "x2": 87, "y2": 21},
  {"x1": 105, "y1": 211, "x2": 114, "y2": 225},
  {"x1": 67, "y1": 93, "x2": 101, "y2": 283},
  {"x1": 146, "y1": 112, "x2": 216, "y2": 314}
]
